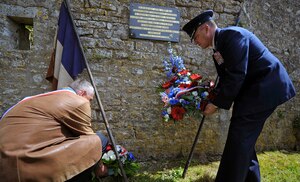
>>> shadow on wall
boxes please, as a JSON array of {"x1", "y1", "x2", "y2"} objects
[{"x1": 293, "y1": 115, "x2": 300, "y2": 150}]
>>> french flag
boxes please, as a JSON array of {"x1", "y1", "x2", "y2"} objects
[{"x1": 46, "y1": 2, "x2": 86, "y2": 90}]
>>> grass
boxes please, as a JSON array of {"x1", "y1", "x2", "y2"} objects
[
  {"x1": 102, "y1": 150, "x2": 300, "y2": 182},
  {"x1": 258, "y1": 151, "x2": 300, "y2": 182}
]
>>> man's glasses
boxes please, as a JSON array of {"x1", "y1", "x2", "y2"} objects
[{"x1": 191, "y1": 24, "x2": 206, "y2": 44}]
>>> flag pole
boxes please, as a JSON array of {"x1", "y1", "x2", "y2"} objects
[{"x1": 63, "y1": 0, "x2": 128, "y2": 181}]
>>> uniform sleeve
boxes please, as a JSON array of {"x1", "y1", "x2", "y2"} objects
[
  {"x1": 59, "y1": 101, "x2": 95, "y2": 135},
  {"x1": 211, "y1": 31, "x2": 249, "y2": 109}
]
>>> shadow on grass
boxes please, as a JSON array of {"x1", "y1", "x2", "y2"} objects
[
  {"x1": 99, "y1": 174, "x2": 215, "y2": 182},
  {"x1": 192, "y1": 174, "x2": 215, "y2": 182},
  {"x1": 98, "y1": 157, "x2": 217, "y2": 182},
  {"x1": 98, "y1": 150, "x2": 300, "y2": 182}
]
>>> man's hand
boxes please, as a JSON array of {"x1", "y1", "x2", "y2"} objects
[
  {"x1": 95, "y1": 162, "x2": 108, "y2": 177},
  {"x1": 203, "y1": 103, "x2": 218, "y2": 116}
]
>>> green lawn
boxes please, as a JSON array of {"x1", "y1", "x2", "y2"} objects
[
  {"x1": 122, "y1": 150, "x2": 300, "y2": 182},
  {"x1": 259, "y1": 151, "x2": 300, "y2": 182}
]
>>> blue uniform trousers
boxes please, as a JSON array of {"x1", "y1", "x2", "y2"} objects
[{"x1": 215, "y1": 107, "x2": 276, "y2": 182}]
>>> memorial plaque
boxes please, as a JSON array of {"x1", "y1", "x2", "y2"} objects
[{"x1": 129, "y1": 3, "x2": 180, "y2": 42}]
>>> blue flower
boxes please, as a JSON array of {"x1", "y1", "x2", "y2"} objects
[
  {"x1": 162, "y1": 110, "x2": 168, "y2": 116},
  {"x1": 169, "y1": 99, "x2": 179, "y2": 105},
  {"x1": 175, "y1": 79, "x2": 181, "y2": 84},
  {"x1": 196, "y1": 102, "x2": 201, "y2": 110},
  {"x1": 128, "y1": 152, "x2": 135, "y2": 161},
  {"x1": 182, "y1": 77, "x2": 190, "y2": 82},
  {"x1": 168, "y1": 87, "x2": 180, "y2": 98},
  {"x1": 179, "y1": 99, "x2": 190, "y2": 105},
  {"x1": 201, "y1": 91, "x2": 209, "y2": 99}
]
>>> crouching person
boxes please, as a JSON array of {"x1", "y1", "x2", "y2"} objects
[{"x1": 0, "y1": 78, "x2": 108, "y2": 181}]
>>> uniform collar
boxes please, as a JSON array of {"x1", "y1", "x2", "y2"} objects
[{"x1": 213, "y1": 28, "x2": 220, "y2": 51}]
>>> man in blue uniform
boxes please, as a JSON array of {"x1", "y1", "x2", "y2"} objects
[{"x1": 182, "y1": 10, "x2": 295, "y2": 182}]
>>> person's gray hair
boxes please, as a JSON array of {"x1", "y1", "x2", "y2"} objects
[{"x1": 69, "y1": 78, "x2": 95, "y2": 97}]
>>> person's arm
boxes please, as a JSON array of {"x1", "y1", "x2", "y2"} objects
[
  {"x1": 58, "y1": 97, "x2": 94, "y2": 135},
  {"x1": 211, "y1": 30, "x2": 249, "y2": 109}
]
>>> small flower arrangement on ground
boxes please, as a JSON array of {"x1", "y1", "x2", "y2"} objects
[
  {"x1": 101, "y1": 144, "x2": 140, "y2": 177},
  {"x1": 159, "y1": 43, "x2": 215, "y2": 122}
]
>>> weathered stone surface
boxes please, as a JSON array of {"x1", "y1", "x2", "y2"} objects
[{"x1": 0, "y1": 0, "x2": 299, "y2": 163}]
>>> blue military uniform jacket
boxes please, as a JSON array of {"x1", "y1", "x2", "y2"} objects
[{"x1": 211, "y1": 27, "x2": 295, "y2": 116}]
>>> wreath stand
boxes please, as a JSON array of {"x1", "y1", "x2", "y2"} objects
[{"x1": 182, "y1": 115, "x2": 206, "y2": 178}]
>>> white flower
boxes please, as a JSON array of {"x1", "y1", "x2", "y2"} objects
[
  {"x1": 192, "y1": 91, "x2": 198, "y2": 96},
  {"x1": 163, "y1": 114, "x2": 170, "y2": 122},
  {"x1": 167, "y1": 107, "x2": 172, "y2": 114},
  {"x1": 102, "y1": 153, "x2": 109, "y2": 161},
  {"x1": 163, "y1": 114, "x2": 169, "y2": 119},
  {"x1": 107, "y1": 150, "x2": 116, "y2": 161}
]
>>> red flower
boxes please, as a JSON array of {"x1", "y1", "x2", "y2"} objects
[
  {"x1": 162, "y1": 76, "x2": 178, "y2": 89},
  {"x1": 170, "y1": 76, "x2": 178, "y2": 82},
  {"x1": 106, "y1": 144, "x2": 113, "y2": 151},
  {"x1": 179, "y1": 83, "x2": 191, "y2": 89},
  {"x1": 179, "y1": 69, "x2": 189, "y2": 75},
  {"x1": 171, "y1": 106, "x2": 186, "y2": 120},
  {"x1": 162, "y1": 81, "x2": 172, "y2": 89},
  {"x1": 190, "y1": 81, "x2": 198, "y2": 87},
  {"x1": 190, "y1": 73, "x2": 202, "y2": 81}
]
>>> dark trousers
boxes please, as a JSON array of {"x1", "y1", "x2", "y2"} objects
[{"x1": 215, "y1": 107, "x2": 276, "y2": 182}]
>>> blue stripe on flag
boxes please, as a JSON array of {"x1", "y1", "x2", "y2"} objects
[{"x1": 57, "y1": 3, "x2": 86, "y2": 79}]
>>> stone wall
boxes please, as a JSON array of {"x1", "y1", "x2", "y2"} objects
[{"x1": 0, "y1": 0, "x2": 299, "y2": 162}]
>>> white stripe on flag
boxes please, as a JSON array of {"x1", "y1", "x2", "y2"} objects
[
  {"x1": 57, "y1": 64, "x2": 73, "y2": 89},
  {"x1": 54, "y1": 40, "x2": 73, "y2": 89},
  {"x1": 54, "y1": 38, "x2": 62, "y2": 79}
]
